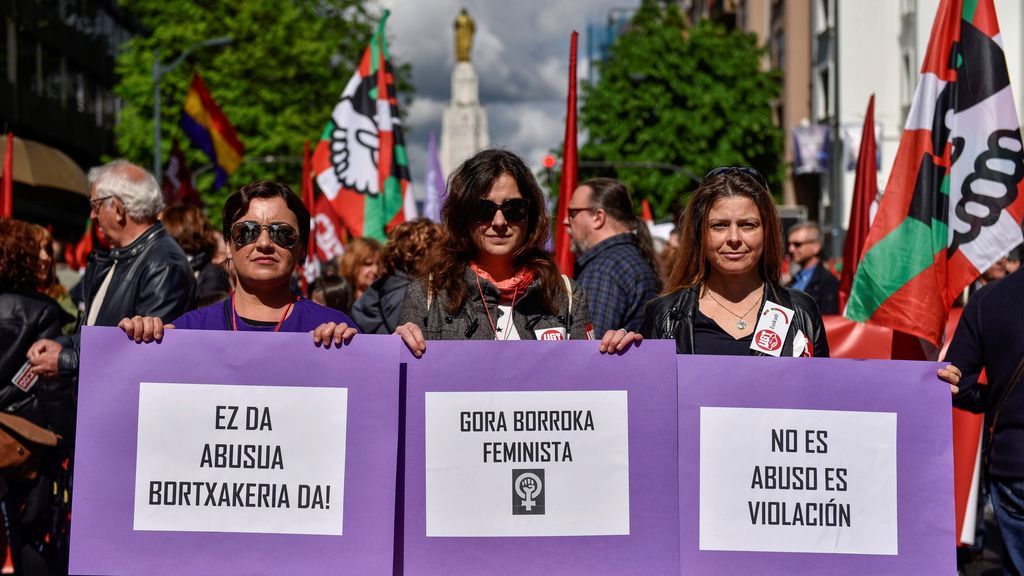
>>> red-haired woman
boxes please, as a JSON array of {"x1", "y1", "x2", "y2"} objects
[
  {"x1": 0, "y1": 218, "x2": 75, "y2": 576},
  {"x1": 352, "y1": 219, "x2": 441, "y2": 334},
  {"x1": 393, "y1": 149, "x2": 635, "y2": 356},
  {"x1": 339, "y1": 237, "x2": 382, "y2": 301}
]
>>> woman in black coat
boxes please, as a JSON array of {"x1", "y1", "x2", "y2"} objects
[
  {"x1": 640, "y1": 168, "x2": 829, "y2": 357},
  {"x1": 0, "y1": 217, "x2": 75, "y2": 576}
]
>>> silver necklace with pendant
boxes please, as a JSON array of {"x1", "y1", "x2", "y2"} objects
[{"x1": 706, "y1": 290, "x2": 762, "y2": 330}]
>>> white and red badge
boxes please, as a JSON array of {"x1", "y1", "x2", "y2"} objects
[
  {"x1": 12, "y1": 360, "x2": 38, "y2": 392},
  {"x1": 749, "y1": 300, "x2": 795, "y2": 357},
  {"x1": 534, "y1": 327, "x2": 567, "y2": 341}
]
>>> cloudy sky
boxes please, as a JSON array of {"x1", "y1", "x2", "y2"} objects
[{"x1": 378, "y1": 0, "x2": 635, "y2": 198}]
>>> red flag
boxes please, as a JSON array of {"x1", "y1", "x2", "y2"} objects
[
  {"x1": 312, "y1": 12, "x2": 411, "y2": 242},
  {"x1": 161, "y1": 138, "x2": 200, "y2": 207},
  {"x1": 845, "y1": 0, "x2": 1024, "y2": 344},
  {"x1": 641, "y1": 198, "x2": 654, "y2": 224},
  {"x1": 839, "y1": 95, "x2": 877, "y2": 311},
  {"x1": 305, "y1": 139, "x2": 348, "y2": 285},
  {"x1": 554, "y1": 31, "x2": 579, "y2": 275},
  {"x1": 312, "y1": 195, "x2": 347, "y2": 261},
  {"x1": 1, "y1": 132, "x2": 13, "y2": 218},
  {"x1": 66, "y1": 221, "x2": 109, "y2": 271}
]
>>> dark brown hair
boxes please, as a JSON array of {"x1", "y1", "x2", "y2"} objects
[
  {"x1": 310, "y1": 274, "x2": 354, "y2": 314},
  {"x1": 162, "y1": 204, "x2": 217, "y2": 257},
  {"x1": 222, "y1": 181, "x2": 310, "y2": 258},
  {"x1": 663, "y1": 169, "x2": 782, "y2": 293},
  {"x1": 383, "y1": 219, "x2": 442, "y2": 277},
  {"x1": 581, "y1": 177, "x2": 662, "y2": 289},
  {"x1": 431, "y1": 148, "x2": 560, "y2": 314},
  {"x1": 0, "y1": 218, "x2": 43, "y2": 293}
]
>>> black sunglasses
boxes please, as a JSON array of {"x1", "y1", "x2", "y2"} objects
[
  {"x1": 477, "y1": 198, "x2": 529, "y2": 223},
  {"x1": 788, "y1": 240, "x2": 818, "y2": 248},
  {"x1": 230, "y1": 221, "x2": 299, "y2": 249},
  {"x1": 703, "y1": 166, "x2": 769, "y2": 190}
]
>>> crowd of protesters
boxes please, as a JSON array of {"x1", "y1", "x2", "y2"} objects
[{"x1": 7, "y1": 148, "x2": 1023, "y2": 575}]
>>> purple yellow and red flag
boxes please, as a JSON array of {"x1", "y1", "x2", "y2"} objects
[{"x1": 180, "y1": 72, "x2": 244, "y2": 190}]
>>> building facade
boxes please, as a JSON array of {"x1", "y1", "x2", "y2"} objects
[{"x1": 1, "y1": 0, "x2": 138, "y2": 238}]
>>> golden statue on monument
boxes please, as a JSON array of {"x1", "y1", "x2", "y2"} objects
[{"x1": 454, "y1": 8, "x2": 475, "y2": 62}]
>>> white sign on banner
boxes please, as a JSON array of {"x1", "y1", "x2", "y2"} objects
[
  {"x1": 425, "y1": 390, "x2": 629, "y2": 537},
  {"x1": 134, "y1": 383, "x2": 348, "y2": 536},
  {"x1": 699, "y1": 407, "x2": 897, "y2": 555}
]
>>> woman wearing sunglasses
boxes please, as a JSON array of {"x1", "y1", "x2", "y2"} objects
[
  {"x1": 119, "y1": 181, "x2": 356, "y2": 345},
  {"x1": 394, "y1": 149, "x2": 636, "y2": 356}
]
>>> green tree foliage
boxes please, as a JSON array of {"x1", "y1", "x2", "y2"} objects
[
  {"x1": 580, "y1": 0, "x2": 783, "y2": 219},
  {"x1": 114, "y1": 0, "x2": 412, "y2": 227}
]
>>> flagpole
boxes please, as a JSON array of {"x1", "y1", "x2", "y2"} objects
[
  {"x1": 829, "y1": 2, "x2": 843, "y2": 260},
  {"x1": 151, "y1": 36, "x2": 232, "y2": 176}
]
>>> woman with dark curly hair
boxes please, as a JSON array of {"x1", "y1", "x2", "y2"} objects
[
  {"x1": 393, "y1": 149, "x2": 637, "y2": 356},
  {"x1": 351, "y1": 219, "x2": 441, "y2": 333},
  {"x1": 0, "y1": 217, "x2": 75, "y2": 576}
]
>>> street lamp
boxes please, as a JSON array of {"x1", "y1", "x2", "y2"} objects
[{"x1": 152, "y1": 36, "x2": 232, "y2": 177}]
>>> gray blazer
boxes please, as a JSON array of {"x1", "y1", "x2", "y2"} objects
[{"x1": 397, "y1": 269, "x2": 592, "y2": 340}]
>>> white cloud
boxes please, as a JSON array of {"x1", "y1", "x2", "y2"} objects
[{"x1": 379, "y1": 0, "x2": 636, "y2": 190}]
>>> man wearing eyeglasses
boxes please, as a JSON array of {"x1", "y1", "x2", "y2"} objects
[
  {"x1": 564, "y1": 178, "x2": 660, "y2": 334},
  {"x1": 27, "y1": 160, "x2": 194, "y2": 380},
  {"x1": 785, "y1": 221, "x2": 838, "y2": 315}
]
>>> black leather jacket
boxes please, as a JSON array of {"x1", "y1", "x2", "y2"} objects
[
  {"x1": 0, "y1": 291, "x2": 73, "y2": 391},
  {"x1": 0, "y1": 291, "x2": 76, "y2": 436},
  {"x1": 640, "y1": 283, "x2": 830, "y2": 357},
  {"x1": 56, "y1": 223, "x2": 194, "y2": 377}
]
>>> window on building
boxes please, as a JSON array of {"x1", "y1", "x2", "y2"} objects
[
  {"x1": 73, "y1": 71, "x2": 93, "y2": 116},
  {"x1": 41, "y1": 46, "x2": 64, "y2": 102},
  {"x1": 816, "y1": 68, "x2": 831, "y2": 122},
  {"x1": 772, "y1": 29, "x2": 786, "y2": 70},
  {"x1": 17, "y1": 38, "x2": 37, "y2": 94}
]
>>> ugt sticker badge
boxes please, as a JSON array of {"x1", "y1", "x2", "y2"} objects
[{"x1": 749, "y1": 301, "x2": 794, "y2": 357}]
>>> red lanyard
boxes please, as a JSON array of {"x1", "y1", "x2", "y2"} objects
[
  {"x1": 229, "y1": 292, "x2": 297, "y2": 332},
  {"x1": 475, "y1": 272, "x2": 518, "y2": 340}
]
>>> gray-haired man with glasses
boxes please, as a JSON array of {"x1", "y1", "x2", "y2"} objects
[{"x1": 27, "y1": 160, "x2": 194, "y2": 380}]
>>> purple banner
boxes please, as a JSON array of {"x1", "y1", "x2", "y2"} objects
[
  {"x1": 401, "y1": 340, "x2": 679, "y2": 576},
  {"x1": 678, "y1": 356, "x2": 954, "y2": 574},
  {"x1": 70, "y1": 327, "x2": 401, "y2": 576}
]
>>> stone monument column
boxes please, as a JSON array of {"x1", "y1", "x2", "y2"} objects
[{"x1": 441, "y1": 9, "x2": 489, "y2": 177}]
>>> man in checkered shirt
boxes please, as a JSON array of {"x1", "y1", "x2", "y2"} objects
[{"x1": 564, "y1": 178, "x2": 661, "y2": 334}]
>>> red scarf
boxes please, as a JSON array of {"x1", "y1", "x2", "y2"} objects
[{"x1": 470, "y1": 262, "x2": 535, "y2": 303}]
